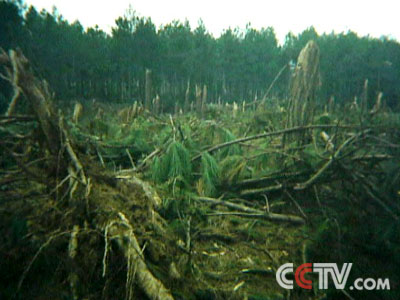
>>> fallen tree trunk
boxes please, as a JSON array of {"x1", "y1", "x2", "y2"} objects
[
  {"x1": 193, "y1": 196, "x2": 305, "y2": 225},
  {"x1": 106, "y1": 212, "x2": 174, "y2": 300},
  {"x1": 0, "y1": 49, "x2": 61, "y2": 156},
  {"x1": 240, "y1": 183, "x2": 283, "y2": 196},
  {"x1": 192, "y1": 124, "x2": 355, "y2": 162}
]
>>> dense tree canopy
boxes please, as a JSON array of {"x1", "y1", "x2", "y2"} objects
[{"x1": 1, "y1": 0, "x2": 400, "y2": 111}]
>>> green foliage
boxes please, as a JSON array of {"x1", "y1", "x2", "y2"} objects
[
  {"x1": 119, "y1": 127, "x2": 151, "y2": 154},
  {"x1": 167, "y1": 141, "x2": 191, "y2": 179},
  {"x1": 200, "y1": 152, "x2": 220, "y2": 196},
  {"x1": 302, "y1": 144, "x2": 322, "y2": 169},
  {"x1": 151, "y1": 141, "x2": 191, "y2": 186},
  {"x1": 314, "y1": 113, "x2": 333, "y2": 124},
  {"x1": 159, "y1": 196, "x2": 190, "y2": 221},
  {"x1": 249, "y1": 139, "x2": 273, "y2": 173},
  {"x1": 5, "y1": 1, "x2": 400, "y2": 109},
  {"x1": 219, "y1": 155, "x2": 248, "y2": 184},
  {"x1": 151, "y1": 156, "x2": 162, "y2": 183},
  {"x1": 168, "y1": 218, "x2": 187, "y2": 238},
  {"x1": 216, "y1": 128, "x2": 242, "y2": 159},
  {"x1": 88, "y1": 119, "x2": 109, "y2": 138}
]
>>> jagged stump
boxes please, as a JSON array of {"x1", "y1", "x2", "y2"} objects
[{"x1": 287, "y1": 40, "x2": 320, "y2": 133}]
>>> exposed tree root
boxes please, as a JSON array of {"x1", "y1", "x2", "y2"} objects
[{"x1": 0, "y1": 48, "x2": 175, "y2": 300}]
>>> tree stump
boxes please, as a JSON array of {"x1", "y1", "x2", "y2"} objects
[
  {"x1": 145, "y1": 69, "x2": 152, "y2": 111},
  {"x1": 287, "y1": 40, "x2": 320, "y2": 130}
]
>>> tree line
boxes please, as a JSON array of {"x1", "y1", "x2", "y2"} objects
[{"x1": 1, "y1": 0, "x2": 400, "y2": 112}]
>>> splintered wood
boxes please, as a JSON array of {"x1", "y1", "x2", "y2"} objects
[{"x1": 287, "y1": 40, "x2": 320, "y2": 129}]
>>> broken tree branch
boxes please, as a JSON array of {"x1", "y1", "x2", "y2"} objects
[
  {"x1": 240, "y1": 184, "x2": 283, "y2": 196},
  {"x1": 194, "y1": 196, "x2": 305, "y2": 225},
  {"x1": 107, "y1": 212, "x2": 174, "y2": 300},
  {"x1": 294, "y1": 131, "x2": 367, "y2": 190},
  {"x1": 192, "y1": 124, "x2": 355, "y2": 162}
]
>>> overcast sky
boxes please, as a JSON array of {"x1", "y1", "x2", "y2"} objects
[{"x1": 24, "y1": 0, "x2": 399, "y2": 44}]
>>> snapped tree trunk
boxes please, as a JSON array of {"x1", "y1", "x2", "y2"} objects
[
  {"x1": 202, "y1": 84, "x2": 207, "y2": 116},
  {"x1": 287, "y1": 40, "x2": 320, "y2": 130},
  {"x1": 145, "y1": 69, "x2": 152, "y2": 111},
  {"x1": 195, "y1": 84, "x2": 202, "y2": 116},
  {"x1": 184, "y1": 80, "x2": 190, "y2": 113}
]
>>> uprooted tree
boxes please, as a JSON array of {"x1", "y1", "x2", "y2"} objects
[{"x1": 0, "y1": 49, "x2": 175, "y2": 300}]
